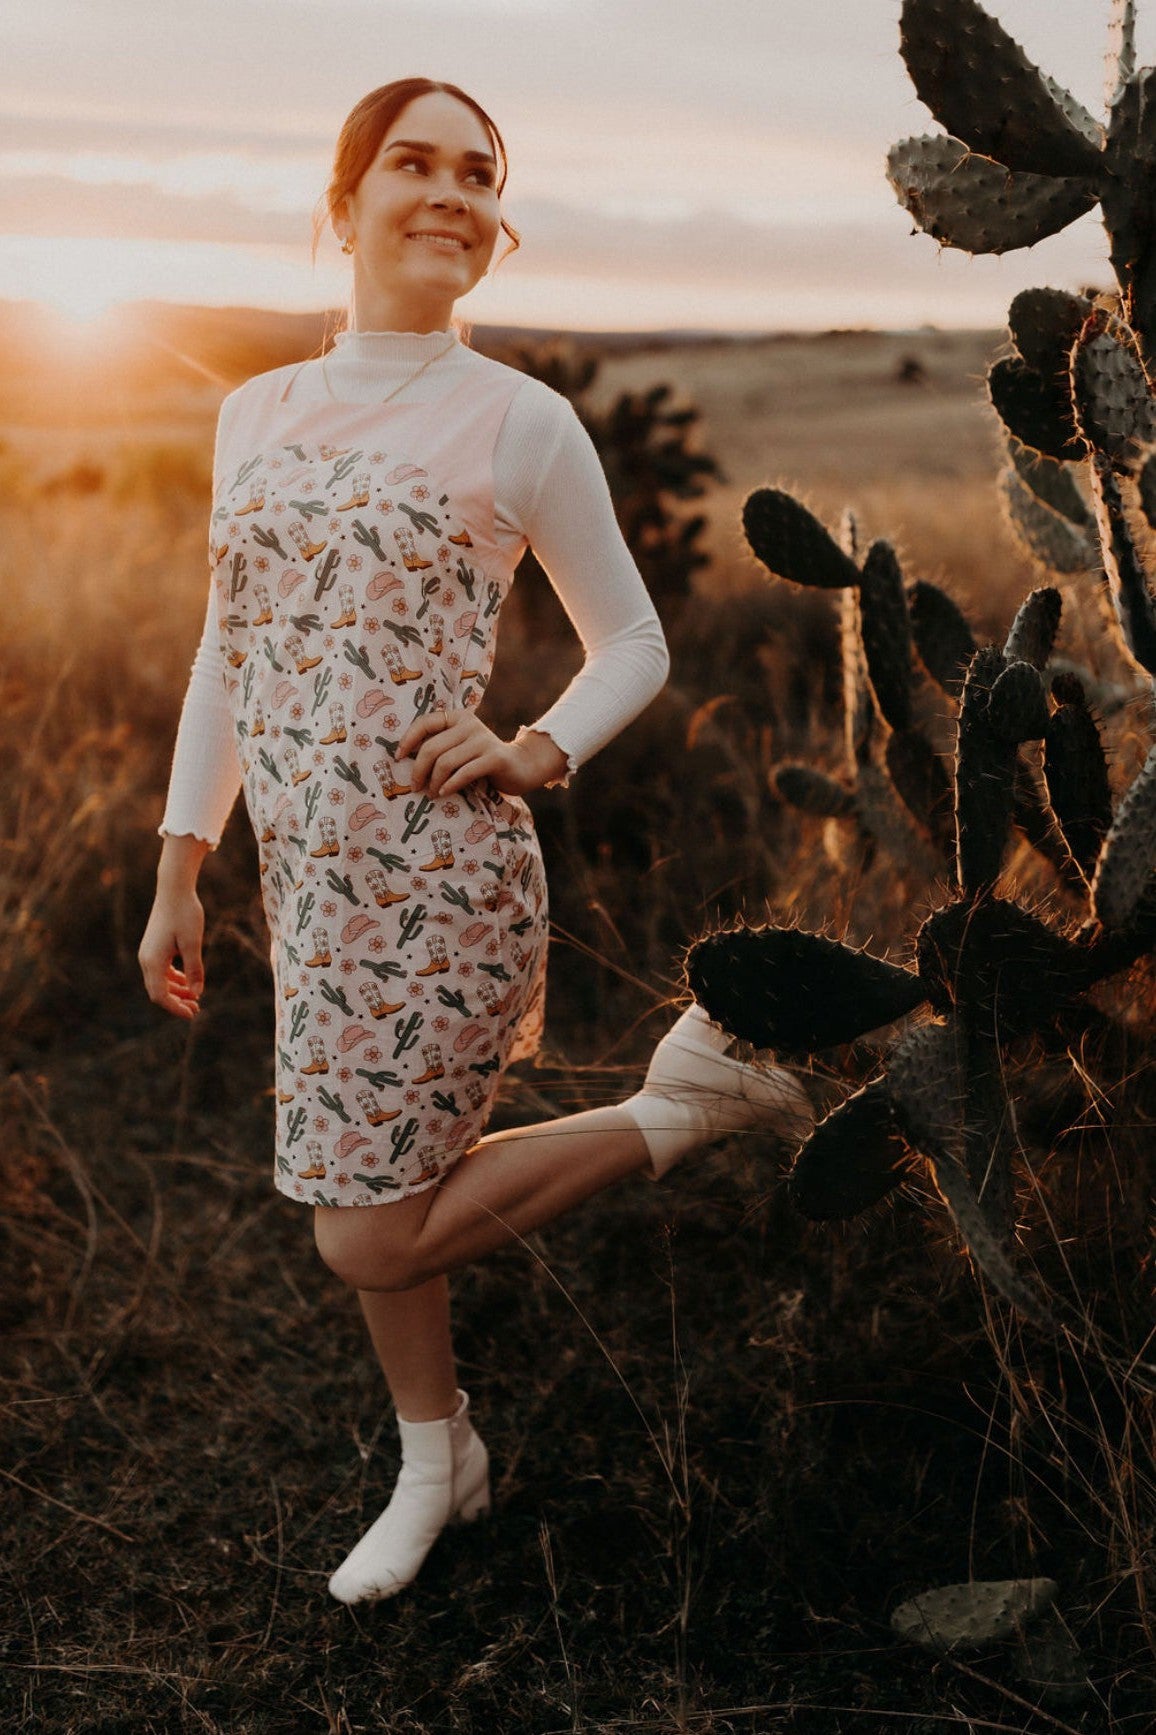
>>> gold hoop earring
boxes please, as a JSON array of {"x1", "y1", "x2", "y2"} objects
[{"x1": 341, "y1": 237, "x2": 355, "y2": 256}]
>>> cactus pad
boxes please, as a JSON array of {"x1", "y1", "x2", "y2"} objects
[
  {"x1": 916, "y1": 897, "x2": 1091, "y2": 1034},
  {"x1": 858, "y1": 539, "x2": 914, "y2": 731},
  {"x1": 988, "y1": 357, "x2": 1083, "y2": 462},
  {"x1": 772, "y1": 763, "x2": 857, "y2": 820},
  {"x1": 1088, "y1": 458, "x2": 1156, "y2": 675},
  {"x1": 1044, "y1": 677, "x2": 1113, "y2": 879},
  {"x1": 1070, "y1": 310, "x2": 1156, "y2": 465},
  {"x1": 1091, "y1": 741, "x2": 1156, "y2": 930},
  {"x1": 742, "y1": 488, "x2": 861, "y2": 590},
  {"x1": 891, "y1": 1579, "x2": 1058, "y2": 1652},
  {"x1": 1008, "y1": 434, "x2": 1092, "y2": 527},
  {"x1": 887, "y1": 135, "x2": 1098, "y2": 256},
  {"x1": 683, "y1": 923, "x2": 927, "y2": 1053},
  {"x1": 999, "y1": 466, "x2": 1097, "y2": 575},
  {"x1": 885, "y1": 728, "x2": 954, "y2": 853},
  {"x1": 899, "y1": 0, "x2": 1103, "y2": 179},
  {"x1": 1003, "y1": 586, "x2": 1063, "y2": 670},
  {"x1": 988, "y1": 659, "x2": 1050, "y2": 743},
  {"x1": 907, "y1": 580, "x2": 977, "y2": 698},
  {"x1": 1008, "y1": 287, "x2": 1094, "y2": 378},
  {"x1": 786, "y1": 1079, "x2": 911, "y2": 1220},
  {"x1": 954, "y1": 645, "x2": 1016, "y2": 893}
]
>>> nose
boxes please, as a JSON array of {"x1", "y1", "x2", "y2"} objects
[{"x1": 426, "y1": 176, "x2": 468, "y2": 212}]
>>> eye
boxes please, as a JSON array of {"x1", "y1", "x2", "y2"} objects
[
  {"x1": 466, "y1": 167, "x2": 495, "y2": 188},
  {"x1": 394, "y1": 154, "x2": 426, "y2": 173}
]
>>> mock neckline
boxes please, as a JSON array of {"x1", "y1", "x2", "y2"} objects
[{"x1": 332, "y1": 327, "x2": 459, "y2": 350}]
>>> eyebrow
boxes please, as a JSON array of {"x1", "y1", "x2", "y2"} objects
[{"x1": 383, "y1": 139, "x2": 497, "y2": 167}]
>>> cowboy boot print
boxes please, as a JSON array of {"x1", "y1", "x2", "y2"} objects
[
  {"x1": 330, "y1": 583, "x2": 357, "y2": 629},
  {"x1": 447, "y1": 526, "x2": 473, "y2": 547},
  {"x1": 476, "y1": 979, "x2": 507, "y2": 1017},
  {"x1": 393, "y1": 526, "x2": 433, "y2": 572},
  {"x1": 284, "y1": 745, "x2": 311, "y2": 787},
  {"x1": 252, "y1": 581, "x2": 273, "y2": 626},
  {"x1": 428, "y1": 612, "x2": 445, "y2": 655},
  {"x1": 373, "y1": 757, "x2": 412, "y2": 799},
  {"x1": 289, "y1": 520, "x2": 328, "y2": 561},
  {"x1": 319, "y1": 702, "x2": 347, "y2": 745},
  {"x1": 381, "y1": 644, "x2": 422, "y2": 685},
  {"x1": 366, "y1": 866, "x2": 410, "y2": 906},
  {"x1": 336, "y1": 471, "x2": 370, "y2": 511},
  {"x1": 296, "y1": 1138, "x2": 326, "y2": 1180},
  {"x1": 285, "y1": 630, "x2": 322, "y2": 674},
  {"x1": 356, "y1": 1086, "x2": 401, "y2": 1126},
  {"x1": 300, "y1": 1036, "x2": 330, "y2": 1075},
  {"x1": 360, "y1": 980, "x2": 406, "y2": 1020},
  {"x1": 420, "y1": 828, "x2": 453, "y2": 870},
  {"x1": 309, "y1": 815, "x2": 340, "y2": 858},
  {"x1": 250, "y1": 702, "x2": 267, "y2": 739},
  {"x1": 235, "y1": 486, "x2": 266, "y2": 516},
  {"x1": 415, "y1": 934, "x2": 449, "y2": 977},
  {"x1": 305, "y1": 925, "x2": 332, "y2": 968},
  {"x1": 411, "y1": 1042, "x2": 446, "y2": 1084}
]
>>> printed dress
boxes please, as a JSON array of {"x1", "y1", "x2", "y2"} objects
[{"x1": 209, "y1": 358, "x2": 549, "y2": 1207}]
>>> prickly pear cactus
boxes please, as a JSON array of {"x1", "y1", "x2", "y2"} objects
[{"x1": 691, "y1": 0, "x2": 1156, "y2": 1318}]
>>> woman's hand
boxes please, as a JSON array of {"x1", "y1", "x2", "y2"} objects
[
  {"x1": 138, "y1": 836, "x2": 211, "y2": 1019},
  {"x1": 397, "y1": 706, "x2": 568, "y2": 798}
]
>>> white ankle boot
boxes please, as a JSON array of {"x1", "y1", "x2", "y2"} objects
[
  {"x1": 327, "y1": 1387, "x2": 491, "y2": 1605},
  {"x1": 621, "y1": 1001, "x2": 814, "y2": 1179}
]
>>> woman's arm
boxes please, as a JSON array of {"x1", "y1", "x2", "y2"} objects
[
  {"x1": 138, "y1": 833, "x2": 211, "y2": 1017},
  {"x1": 496, "y1": 383, "x2": 672, "y2": 787}
]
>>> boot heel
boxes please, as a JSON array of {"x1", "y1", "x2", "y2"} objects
[{"x1": 451, "y1": 1475, "x2": 492, "y2": 1525}]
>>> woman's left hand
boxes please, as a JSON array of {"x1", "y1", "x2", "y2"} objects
[{"x1": 396, "y1": 706, "x2": 567, "y2": 798}]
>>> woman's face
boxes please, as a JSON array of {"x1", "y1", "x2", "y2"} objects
[{"x1": 338, "y1": 91, "x2": 502, "y2": 329}]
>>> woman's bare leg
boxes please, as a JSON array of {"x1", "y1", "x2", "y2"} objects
[
  {"x1": 315, "y1": 1105, "x2": 652, "y2": 1293},
  {"x1": 357, "y1": 1277, "x2": 460, "y2": 1420}
]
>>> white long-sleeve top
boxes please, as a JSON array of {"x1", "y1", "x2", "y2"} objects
[{"x1": 159, "y1": 326, "x2": 671, "y2": 846}]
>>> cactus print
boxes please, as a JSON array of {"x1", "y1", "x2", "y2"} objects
[{"x1": 210, "y1": 362, "x2": 549, "y2": 1207}]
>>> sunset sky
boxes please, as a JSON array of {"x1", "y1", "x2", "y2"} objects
[{"x1": 2, "y1": 0, "x2": 1149, "y2": 332}]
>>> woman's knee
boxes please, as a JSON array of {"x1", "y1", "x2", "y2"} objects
[{"x1": 312, "y1": 1203, "x2": 427, "y2": 1291}]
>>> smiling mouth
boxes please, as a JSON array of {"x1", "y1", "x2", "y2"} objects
[{"x1": 407, "y1": 233, "x2": 470, "y2": 251}]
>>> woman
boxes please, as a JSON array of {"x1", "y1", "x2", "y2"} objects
[{"x1": 139, "y1": 78, "x2": 812, "y2": 1607}]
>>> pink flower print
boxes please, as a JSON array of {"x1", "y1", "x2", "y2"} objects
[
  {"x1": 441, "y1": 589, "x2": 455, "y2": 607},
  {"x1": 323, "y1": 635, "x2": 335, "y2": 650},
  {"x1": 412, "y1": 876, "x2": 427, "y2": 892},
  {"x1": 317, "y1": 1009, "x2": 332, "y2": 1026},
  {"x1": 391, "y1": 598, "x2": 408, "y2": 617},
  {"x1": 368, "y1": 935, "x2": 386, "y2": 954},
  {"x1": 408, "y1": 981, "x2": 423, "y2": 998},
  {"x1": 347, "y1": 554, "x2": 363, "y2": 572},
  {"x1": 258, "y1": 778, "x2": 269, "y2": 796},
  {"x1": 355, "y1": 733, "x2": 371, "y2": 751},
  {"x1": 339, "y1": 673, "x2": 353, "y2": 690},
  {"x1": 464, "y1": 859, "x2": 478, "y2": 875},
  {"x1": 370, "y1": 451, "x2": 385, "y2": 464},
  {"x1": 269, "y1": 458, "x2": 283, "y2": 469},
  {"x1": 438, "y1": 545, "x2": 450, "y2": 563},
  {"x1": 320, "y1": 900, "x2": 338, "y2": 918},
  {"x1": 447, "y1": 652, "x2": 462, "y2": 670},
  {"x1": 337, "y1": 1066, "x2": 352, "y2": 1083},
  {"x1": 336, "y1": 1172, "x2": 350, "y2": 1187},
  {"x1": 229, "y1": 520, "x2": 240, "y2": 536},
  {"x1": 411, "y1": 485, "x2": 429, "y2": 502},
  {"x1": 443, "y1": 802, "x2": 460, "y2": 818},
  {"x1": 328, "y1": 517, "x2": 341, "y2": 534},
  {"x1": 312, "y1": 750, "x2": 324, "y2": 766},
  {"x1": 432, "y1": 1015, "x2": 449, "y2": 1033},
  {"x1": 328, "y1": 788, "x2": 344, "y2": 806},
  {"x1": 340, "y1": 959, "x2": 357, "y2": 975},
  {"x1": 304, "y1": 861, "x2": 317, "y2": 879},
  {"x1": 362, "y1": 1152, "x2": 379, "y2": 1168},
  {"x1": 385, "y1": 714, "x2": 401, "y2": 730},
  {"x1": 314, "y1": 1115, "x2": 329, "y2": 1132},
  {"x1": 405, "y1": 1089, "x2": 421, "y2": 1105},
  {"x1": 293, "y1": 1182, "x2": 304, "y2": 1197},
  {"x1": 486, "y1": 939, "x2": 501, "y2": 956},
  {"x1": 289, "y1": 703, "x2": 304, "y2": 722},
  {"x1": 364, "y1": 1046, "x2": 382, "y2": 1062},
  {"x1": 378, "y1": 499, "x2": 394, "y2": 515},
  {"x1": 254, "y1": 555, "x2": 270, "y2": 573},
  {"x1": 375, "y1": 827, "x2": 390, "y2": 842},
  {"x1": 348, "y1": 845, "x2": 364, "y2": 862},
  {"x1": 363, "y1": 618, "x2": 379, "y2": 634},
  {"x1": 273, "y1": 501, "x2": 286, "y2": 514},
  {"x1": 270, "y1": 724, "x2": 282, "y2": 740},
  {"x1": 428, "y1": 1118, "x2": 443, "y2": 1136},
  {"x1": 458, "y1": 961, "x2": 474, "y2": 977}
]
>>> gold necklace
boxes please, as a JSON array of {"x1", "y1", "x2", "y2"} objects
[{"x1": 320, "y1": 334, "x2": 457, "y2": 406}]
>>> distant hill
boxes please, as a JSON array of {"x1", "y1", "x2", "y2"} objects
[{"x1": 0, "y1": 298, "x2": 761, "y2": 425}]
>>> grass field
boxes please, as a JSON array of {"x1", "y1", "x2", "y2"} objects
[{"x1": 2, "y1": 313, "x2": 1154, "y2": 1733}]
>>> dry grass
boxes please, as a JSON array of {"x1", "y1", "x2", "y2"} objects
[{"x1": 2, "y1": 326, "x2": 1154, "y2": 1732}]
